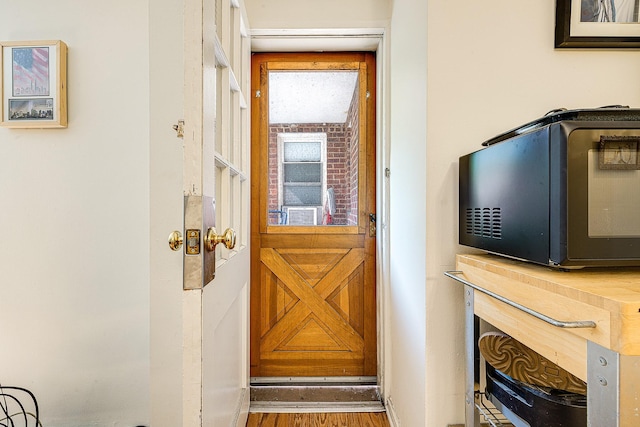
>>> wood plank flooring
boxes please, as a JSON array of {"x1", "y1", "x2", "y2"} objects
[{"x1": 246, "y1": 412, "x2": 391, "y2": 427}]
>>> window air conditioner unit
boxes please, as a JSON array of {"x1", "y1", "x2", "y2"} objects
[{"x1": 285, "y1": 207, "x2": 318, "y2": 225}]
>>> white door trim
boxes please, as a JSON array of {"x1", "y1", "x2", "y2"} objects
[
  {"x1": 248, "y1": 28, "x2": 391, "y2": 402},
  {"x1": 251, "y1": 28, "x2": 385, "y2": 52}
]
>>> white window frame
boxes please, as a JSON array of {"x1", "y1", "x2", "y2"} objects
[{"x1": 277, "y1": 132, "x2": 327, "y2": 221}]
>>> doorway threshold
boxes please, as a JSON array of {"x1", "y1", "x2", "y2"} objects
[
  {"x1": 249, "y1": 376, "x2": 384, "y2": 413},
  {"x1": 251, "y1": 376, "x2": 377, "y2": 385}
]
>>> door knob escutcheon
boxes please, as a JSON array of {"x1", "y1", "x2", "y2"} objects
[{"x1": 204, "y1": 227, "x2": 236, "y2": 251}]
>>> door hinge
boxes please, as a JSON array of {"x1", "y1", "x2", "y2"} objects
[
  {"x1": 256, "y1": 90, "x2": 261, "y2": 98},
  {"x1": 172, "y1": 120, "x2": 185, "y2": 138}
]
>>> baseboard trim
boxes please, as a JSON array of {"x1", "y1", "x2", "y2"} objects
[
  {"x1": 385, "y1": 396, "x2": 400, "y2": 427},
  {"x1": 233, "y1": 387, "x2": 250, "y2": 427}
]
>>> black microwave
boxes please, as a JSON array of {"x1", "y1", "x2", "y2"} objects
[{"x1": 459, "y1": 107, "x2": 640, "y2": 268}]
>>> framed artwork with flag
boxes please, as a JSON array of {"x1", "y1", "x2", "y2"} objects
[{"x1": 1, "y1": 40, "x2": 67, "y2": 128}]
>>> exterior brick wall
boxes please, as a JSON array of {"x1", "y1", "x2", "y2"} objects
[{"x1": 346, "y1": 81, "x2": 360, "y2": 226}]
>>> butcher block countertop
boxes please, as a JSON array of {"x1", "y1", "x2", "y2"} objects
[{"x1": 456, "y1": 253, "x2": 640, "y2": 381}]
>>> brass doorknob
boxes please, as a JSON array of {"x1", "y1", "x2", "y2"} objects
[
  {"x1": 204, "y1": 227, "x2": 236, "y2": 251},
  {"x1": 168, "y1": 230, "x2": 183, "y2": 251}
]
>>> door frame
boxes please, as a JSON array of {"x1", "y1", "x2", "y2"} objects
[{"x1": 249, "y1": 28, "x2": 390, "y2": 396}]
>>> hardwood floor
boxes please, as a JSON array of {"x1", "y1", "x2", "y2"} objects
[{"x1": 246, "y1": 412, "x2": 391, "y2": 427}]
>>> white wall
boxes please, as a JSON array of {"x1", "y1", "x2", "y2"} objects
[
  {"x1": 387, "y1": 1, "x2": 428, "y2": 425},
  {"x1": 0, "y1": 2, "x2": 152, "y2": 425},
  {"x1": 423, "y1": 0, "x2": 640, "y2": 426},
  {"x1": 244, "y1": 0, "x2": 390, "y2": 29},
  {"x1": 249, "y1": 2, "x2": 640, "y2": 427},
  {"x1": 2, "y1": 1, "x2": 638, "y2": 426},
  {"x1": 149, "y1": 1, "x2": 185, "y2": 426}
]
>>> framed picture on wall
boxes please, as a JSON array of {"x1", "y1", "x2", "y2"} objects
[
  {"x1": 555, "y1": 0, "x2": 640, "y2": 48},
  {"x1": 0, "y1": 40, "x2": 68, "y2": 128}
]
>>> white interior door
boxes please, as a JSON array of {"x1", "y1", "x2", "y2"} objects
[{"x1": 182, "y1": 0, "x2": 251, "y2": 425}]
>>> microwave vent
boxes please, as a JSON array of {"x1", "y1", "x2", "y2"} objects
[{"x1": 466, "y1": 207, "x2": 502, "y2": 239}]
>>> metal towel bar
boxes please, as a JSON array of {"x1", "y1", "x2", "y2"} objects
[{"x1": 444, "y1": 270, "x2": 596, "y2": 329}]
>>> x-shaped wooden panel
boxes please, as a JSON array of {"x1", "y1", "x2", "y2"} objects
[{"x1": 260, "y1": 247, "x2": 365, "y2": 353}]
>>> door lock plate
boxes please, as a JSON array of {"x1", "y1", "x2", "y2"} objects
[
  {"x1": 185, "y1": 229, "x2": 201, "y2": 255},
  {"x1": 369, "y1": 213, "x2": 376, "y2": 237}
]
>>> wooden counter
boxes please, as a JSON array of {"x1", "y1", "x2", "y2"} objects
[{"x1": 451, "y1": 253, "x2": 640, "y2": 427}]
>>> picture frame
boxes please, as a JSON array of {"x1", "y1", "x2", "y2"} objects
[
  {"x1": 599, "y1": 136, "x2": 640, "y2": 170},
  {"x1": 0, "y1": 40, "x2": 67, "y2": 128},
  {"x1": 555, "y1": 0, "x2": 640, "y2": 48}
]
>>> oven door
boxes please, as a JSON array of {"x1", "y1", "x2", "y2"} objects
[{"x1": 559, "y1": 123, "x2": 640, "y2": 267}]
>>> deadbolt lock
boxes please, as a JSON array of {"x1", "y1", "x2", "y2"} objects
[{"x1": 204, "y1": 227, "x2": 236, "y2": 252}]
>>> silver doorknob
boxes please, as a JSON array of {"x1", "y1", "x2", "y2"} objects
[
  {"x1": 204, "y1": 227, "x2": 236, "y2": 251},
  {"x1": 168, "y1": 230, "x2": 183, "y2": 251}
]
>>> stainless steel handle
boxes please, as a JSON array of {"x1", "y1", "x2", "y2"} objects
[{"x1": 444, "y1": 270, "x2": 596, "y2": 329}]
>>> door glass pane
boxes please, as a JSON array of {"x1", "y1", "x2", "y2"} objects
[
  {"x1": 215, "y1": 66, "x2": 224, "y2": 154},
  {"x1": 215, "y1": 164, "x2": 224, "y2": 262},
  {"x1": 267, "y1": 70, "x2": 360, "y2": 226}
]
